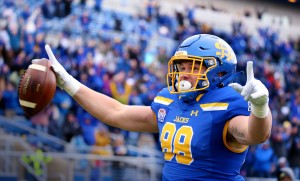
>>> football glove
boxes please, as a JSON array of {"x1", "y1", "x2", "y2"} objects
[
  {"x1": 39, "y1": 44, "x2": 81, "y2": 96},
  {"x1": 229, "y1": 61, "x2": 269, "y2": 118}
]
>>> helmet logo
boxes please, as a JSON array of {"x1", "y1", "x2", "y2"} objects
[
  {"x1": 215, "y1": 41, "x2": 234, "y2": 61},
  {"x1": 174, "y1": 51, "x2": 187, "y2": 56}
]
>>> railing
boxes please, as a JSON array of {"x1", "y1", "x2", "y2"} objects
[
  {"x1": 0, "y1": 134, "x2": 32, "y2": 177},
  {"x1": 0, "y1": 116, "x2": 68, "y2": 149},
  {"x1": 0, "y1": 116, "x2": 164, "y2": 181},
  {"x1": 0, "y1": 135, "x2": 163, "y2": 181}
]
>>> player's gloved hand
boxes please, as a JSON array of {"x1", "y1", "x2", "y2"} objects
[
  {"x1": 38, "y1": 44, "x2": 81, "y2": 96},
  {"x1": 229, "y1": 61, "x2": 269, "y2": 118}
]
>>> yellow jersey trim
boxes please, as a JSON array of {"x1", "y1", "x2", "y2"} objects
[
  {"x1": 154, "y1": 96, "x2": 174, "y2": 105},
  {"x1": 196, "y1": 94, "x2": 204, "y2": 102},
  {"x1": 223, "y1": 121, "x2": 248, "y2": 153},
  {"x1": 200, "y1": 102, "x2": 229, "y2": 111}
]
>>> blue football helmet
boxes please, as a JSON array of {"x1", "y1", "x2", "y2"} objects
[{"x1": 167, "y1": 34, "x2": 240, "y2": 101}]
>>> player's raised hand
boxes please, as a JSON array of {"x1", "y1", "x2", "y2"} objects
[
  {"x1": 43, "y1": 44, "x2": 70, "y2": 90},
  {"x1": 229, "y1": 61, "x2": 269, "y2": 118},
  {"x1": 44, "y1": 44, "x2": 81, "y2": 96}
]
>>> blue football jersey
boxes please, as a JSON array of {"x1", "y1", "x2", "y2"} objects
[{"x1": 151, "y1": 86, "x2": 250, "y2": 181}]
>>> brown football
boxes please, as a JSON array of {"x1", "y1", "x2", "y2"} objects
[{"x1": 18, "y1": 58, "x2": 56, "y2": 117}]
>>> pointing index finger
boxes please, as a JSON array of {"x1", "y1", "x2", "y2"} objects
[
  {"x1": 45, "y1": 44, "x2": 57, "y2": 64},
  {"x1": 246, "y1": 61, "x2": 254, "y2": 82}
]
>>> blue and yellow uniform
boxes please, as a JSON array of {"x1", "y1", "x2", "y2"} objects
[{"x1": 151, "y1": 86, "x2": 250, "y2": 181}]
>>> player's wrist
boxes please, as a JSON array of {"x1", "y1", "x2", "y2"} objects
[
  {"x1": 251, "y1": 102, "x2": 269, "y2": 118},
  {"x1": 63, "y1": 75, "x2": 81, "y2": 96}
]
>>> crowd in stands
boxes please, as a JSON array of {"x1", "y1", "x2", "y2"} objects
[{"x1": 0, "y1": 0, "x2": 300, "y2": 180}]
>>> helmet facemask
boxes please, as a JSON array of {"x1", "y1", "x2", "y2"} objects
[{"x1": 167, "y1": 54, "x2": 217, "y2": 94}]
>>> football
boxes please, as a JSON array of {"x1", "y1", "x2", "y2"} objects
[{"x1": 18, "y1": 58, "x2": 56, "y2": 117}]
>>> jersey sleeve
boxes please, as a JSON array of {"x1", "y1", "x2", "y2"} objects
[
  {"x1": 227, "y1": 93, "x2": 250, "y2": 120},
  {"x1": 151, "y1": 90, "x2": 163, "y2": 114},
  {"x1": 151, "y1": 88, "x2": 171, "y2": 113}
]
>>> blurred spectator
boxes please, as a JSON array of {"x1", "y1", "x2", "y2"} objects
[
  {"x1": 145, "y1": 0, "x2": 156, "y2": 21},
  {"x1": 129, "y1": 88, "x2": 143, "y2": 105},
  {"x1": 80, "y1": 0, "x2": 86, "y2": 7},
  {"x1": 66, "y1": 134, "x2": 89, "y2": 153},
  {"x1": 271, "y1": 123, "x2": 291, "y2": 158},
  {"x1": 22, "y1": 148, "x2": 52, "y2": 181},
  {"x1": 53, "y1": 89, "x2": 73, "y2": 125},
  {"x1": 110, "y1": 71, "x2": 133, "y2": 104},
  {"x1": 0, "y1": 80, "x2": 22, "y2": 117},
  {"x1": 100, "y1": 73, "x2": 112, "y2": 96},
  {"x1": 288, "y1": 125, "x2": 300, "y2": 180},
  {"x1": 114, "y1": 16, "x2": 122, "y2": 32},
  {"x1": 157, "y1": 47, "x2": 168, "y2": 65},
  {"x1": 65, "y1": 0, "x2": 72, "y2": 17},
  {"x1": 0, "y1": 78, "x2": 5, "y2": 115},
  {"x1": 137, "y1": 133, "x2": 156, "y2": 150},
  {"x1": 277, "y1": 167, "x2": 295, "y2": 181},
  {"x1": 80, "y1": 11, "x2": 92, "y2": 33},
  {"x1": 276, "y1": 157, "x2": 289, "y2": 178},
  {"x1": 175, "y1": 8, "x2": 184, "y2": 27},
  {"x1": 62, "y1": 112, "x2": 82, "y2": 142},
  {"x1": 94, "y1": 0, "x2": 102, "y2": 12},
  {"x1": 253, "y1": 141, "x2": 276, "y2": 178},
  {"x1": 78, "y1": 112, "x2": 98, "y2": 145},
  {"x1": 31, "y1": 106, "x2": 52, "y2": 132},
  {"x1": 290, "y1": 89, "x2": 300, "y2": 128},
  {"x1": 41, "y1": 0, "x2": 55, "y2": 19},
  {"x1": 93, "y1": 125, "x2": 112, "y2": 156},
  {"x1": 24, "y1": 8, "x2": 40, "y2": 35},
  {"x1": 111, "y1": 129, "x2": 127, "y2": 156},
  {"x1": 54, "y1": 0, "x2": 68, "y2": 18},
  {"x1": 7, "y1": 22, "x2": 21, "y2": 54},
  {"x1": 32, "y1": 32, "x2": 47, "y2": 58},
  {"x1": 48, "y1": 104, "x2": 62, "y2": 138},
  {"x1": 186, "y1": 5, "x2": 197, "y2": 28},
  {"x1": 241, "y1": 146, "x2": 256, "y2": 177}
]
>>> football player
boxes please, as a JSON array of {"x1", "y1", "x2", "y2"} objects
[{"x1": 41, "y1": 34, "x2": 272, "y2": 180}]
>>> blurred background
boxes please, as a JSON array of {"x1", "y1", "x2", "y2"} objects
[{"x1": 0, "y1": 0, "x2": 300, "y2": 180}]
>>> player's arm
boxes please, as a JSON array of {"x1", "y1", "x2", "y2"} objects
[
  {"x1": 228, "y1": 61, "x2": 272, "y2": 145},
  {"x1": 228, "y1": 113, "x2": 271, "y2": 145},
  {"x1": 74, "y1": 85, "x2": 158, "y2": 132},
  {"x1": 44, "y1": 44, "x2": 158, "y2": 133}
]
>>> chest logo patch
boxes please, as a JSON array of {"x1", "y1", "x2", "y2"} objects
[
  {"x1": 158, "y1": 108, "x2": 167, "y2": 122},
  {"x1": 190, "y1": 110, "x2": 198, "y2": 116}
]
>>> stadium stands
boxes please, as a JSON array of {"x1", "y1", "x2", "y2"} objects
[{"x1": 0, "y1": 0, "x2": 300, "y2": 180}]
